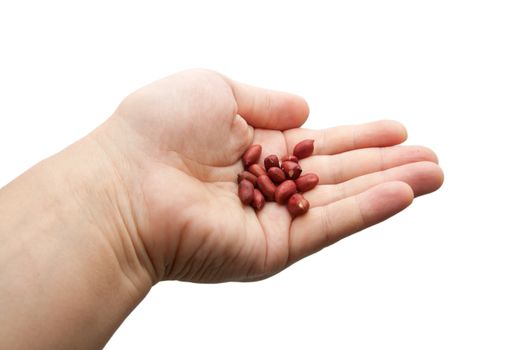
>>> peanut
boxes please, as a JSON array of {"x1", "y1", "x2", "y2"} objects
[
  {"x1": 267, "y1": 167, "x2": 286, "y2": 184},
  {"x1": 281, "y1": 155, "x2": 299, "y2": 163},
  {"x1": 264, "y1": 155, "x2": 280, "y2": 170},
  {"x1": 237, "y1": 171, "x2": 257, "y2": 186},
  {"x1": 275, "y1": 180, "x2": 297, "y2": 204},
  {"x1": 248, "y1": 163, "x2": 267, "y2": 177},
  {"x1": 237, "y1": 141, "x2": 317, "y2": 216},
  {"x1": 295, "y1": 173, "x2": 319, "y2": 192},
  {"x1": 287, "y1": 193, "x2": 310, "y2": 217},
  {"x1": 293, "y1": 139, "x2": 314, "y2": 159},
  {"x1": 242, "y1": 144, "x2": 262, "y2": 167},
  {"x1": 252, "y1": 189, "x2": 265, "y2": 210},
  {"x1": 238, "y1": 179, "x2": 254, "y2": 205},
  {"x1": 281, "y1": 160, "x2": 302, "y2": 180},
  {"x1": 257, "y1": 175, "x2": 276, "y2": 201}
]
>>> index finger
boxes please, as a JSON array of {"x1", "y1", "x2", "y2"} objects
[{"x1": 284, "y1": 120, "x2": 407, "y2": 155}]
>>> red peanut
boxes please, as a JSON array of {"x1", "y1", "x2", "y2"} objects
[
  {"x1": 237, "y1": 171, "x2": 257, "y2": 186},
  {"x1": 275, "y1": 180, "x2": 297, "y2": 204},
  {"x1": 252, "y1": 189, "x2": 265, "y2": 210},
  {"x1": 242, "y1": 144, "x2": 262, "y2": 167},
  {"x1": 281, "y1": 155, "x2": 299, "y2": 163},
  {"x1": 257, "y1": 175, "x2": 276, "y2": 201},
  {"x1": 238, "y1": 142, "x2": 316, "y2": 216},
  {"x1": 264, "y1": 155, "x2": 280, "y2": 170},
  {"x1": 267, "y1": 167, "x2": 286, "y2": 184},
  {"x1": 281, "y1": 161, "x2": 302, "y2": 180},
  {"x1": 287, "y1": 193, "x2": 310, "y2": 217},
  {"x1": 248, "y1": 164, "x2": 267, "y2": 177},
  {"x1": 295, "y1": 173, "x2": 319, "y2": 192},
  {"x1": 238, "y1": 179, "x2": 254, "y2": 205},
  {"x1": 293, "y1": 139, "x2": 314, "y2": 159}
]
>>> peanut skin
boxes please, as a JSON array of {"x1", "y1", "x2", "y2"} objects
[
  {"x1": 281, "y1": 160, "x2": 302, "y2": 180},
  {"x1": 293, "y1": 139, "x2": 314, "y2": 159},
  {"x1": 237, "y1": 171, "x2": 258, "y2": 186},
  {"x1": 248, "y1": 164, "x2": 267, "y2": 177},
  {"x1": 295, "y1": 173, "x2": 319, "y2": 192},
  {"x1": 267, "y1": 167, "x2": 286, "y2": 184},
  {"x1": 274, "y1": 180, "x2": 297, "y2": 204},
  {"x1": 242, "y1": 144, "x2": 262, "y2": 167},
  {"x1": 281, "y1": 155, "x2": 299, "y2": 163},
  {"x1": 238, "y1": 179, "x2": 254, "y2": 205},
  {"x1": 251, "y1": 189, "x2": 265, "y2": 210},
  {"x1": 264, "y1": 155, "x2": 280, "y2": 170},
  {"x1": 287, "y1": 193, "x2": 310, "y2": 217},
  {"x1": 257, "y1": 175, "x2": 276, "y2": 201}
]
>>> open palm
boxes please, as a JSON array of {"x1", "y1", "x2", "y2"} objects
[{"x1": 103, "y1": 69, "x2": 443, "y2": 283}]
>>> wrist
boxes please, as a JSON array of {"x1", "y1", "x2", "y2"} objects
[
  {"x1": 60, "y1": 118, "x2": 157, "y2": 288},
  {"x1": 0, "y1": 123, "x2": 152, "y2": 349}
]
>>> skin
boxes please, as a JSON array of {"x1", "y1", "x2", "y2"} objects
[{"x1": 0, "y1": 69, "x2": 443, "y2": 349}]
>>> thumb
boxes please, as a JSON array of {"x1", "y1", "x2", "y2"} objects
[{"x1": 226, "y1": 78, "x2": 309, "y2": 130}]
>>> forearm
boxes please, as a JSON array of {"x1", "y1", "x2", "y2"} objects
[{"x1": 0, "y1": 134, "x2": 152, "y2": 350}]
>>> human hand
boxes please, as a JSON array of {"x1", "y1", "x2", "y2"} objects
[
  {"x1": 87, "y1": 69, "x2": 443, "y2": 285},
  {"x1": 0, "y1": 69, "x2": 443, "y2": 349}
]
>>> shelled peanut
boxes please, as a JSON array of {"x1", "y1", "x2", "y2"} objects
[{"x1": 237, "y1": 139, "x2": 318, "y2": 217}]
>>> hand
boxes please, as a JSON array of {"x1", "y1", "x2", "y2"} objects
[
  {"x1": 0, "y1": 69, "x2": 443, "y2": 349},
  {"x1": 90, "y1": 69, "x2": 443, "y2": 284}
]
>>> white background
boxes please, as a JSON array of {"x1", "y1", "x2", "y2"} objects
[{"x1": 1, "y1": 1, "x2": 530, "y2": 349}]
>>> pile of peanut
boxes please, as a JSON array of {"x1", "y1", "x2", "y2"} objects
[{"x1": 237, "y1": 139, "x2": 318, "y2": 217}]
